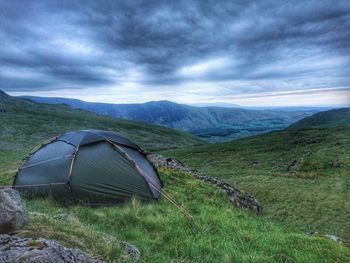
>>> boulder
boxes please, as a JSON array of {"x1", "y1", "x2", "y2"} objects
[
  {"x1": 0, "y1": 188, "x2": 29, "y2": 234},
  {"x1": 0, "y1": 234, "x2": 105, "y2": 263}
]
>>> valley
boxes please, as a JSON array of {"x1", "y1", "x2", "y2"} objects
[{"x1": 20, "y1": 96, "x2": 322, "y2": 142}]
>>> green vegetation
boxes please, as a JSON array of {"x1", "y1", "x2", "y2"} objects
[
  {"x1": 289, "y1": 108, "x2": 350, "y2": 130},
  {"x1": 164, "y1": 108, "x2": 350, "y2": 241},
  {"x1": 16, "y1": 169, "x2": 350, "y2": 262},
  {"x1": 1, "y1": 94, "x2": 349, "y2": 262}
]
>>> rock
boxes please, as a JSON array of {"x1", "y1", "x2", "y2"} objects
[
  {"x1": 0, "y1": 234, "x2": 104, "y2": 263},
  {"x1": 308, "y1": 232, "x2": 344, "y2": 244},
  {"x1": 146, "y1": 153, "x2": 263, "y2": 215},
  {"x1": 324, "y1": 234, "x2": 343, "y2": 243},
  {"x1": 0, "y1": 188, "x2": 29, "y2": 234},
  {"x1": 119, "y1": 241, "x2": 141, "y2": 261},
  {"x1": 52, "y1": 213, "x2": 71, "y2": 221},
  {"x1": 331, "y1": 159, "x2": 342, "y2": 168},
  {"x1": 287, "y1": 160, "x2": 301, "y2": 172},
  {"x1": 100, "y1": 233, "x2": 140, "y2": 261}
]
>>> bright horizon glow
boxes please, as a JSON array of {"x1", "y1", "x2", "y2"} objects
[{"x1": 8, "y1": 87, "x2": 350, "y2": 107}]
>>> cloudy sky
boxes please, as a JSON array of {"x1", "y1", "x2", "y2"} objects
[{"x1": 1, "y1": 0, "x2": 350, "y2": 106}]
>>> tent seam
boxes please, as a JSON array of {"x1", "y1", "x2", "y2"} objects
[{"x1": 105, "y1": 140, "x2": 157, "y2": 200}]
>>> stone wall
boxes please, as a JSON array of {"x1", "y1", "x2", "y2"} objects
[{"x1": 146, "y1": 153, "x2": 262, "y2": 215}]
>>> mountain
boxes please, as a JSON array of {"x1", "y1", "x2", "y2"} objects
[
  {"x1": 189, "y1": 102, "x2": 334, "y2": 112},
  {"x1": 1, "y1": 92, "x2": 349, "y2": 262},
  {"x1": 20, "y1": 96, "x2": 321, "y2": 142},
  {"x1": 164, "y1": 108, "x2": 350, "y2": 240},
  {"x1": 0, "y1": 91, "x2": 205, "y2": 155},
  {"x1": 188, "y1": 102, "x2": 243, "y2": 107}
]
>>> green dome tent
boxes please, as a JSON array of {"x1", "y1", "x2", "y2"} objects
[{"x1": 13, "y1": 130, "x2": 163, "y2": 205}]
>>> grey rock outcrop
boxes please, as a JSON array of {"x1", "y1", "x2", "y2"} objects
[
  {"x1": 0, "y1": 234, "x2": 104, "y2": 263},
  {"x1": 146, "y1": 153, "x2": 262, "y2": 215},
  {"x1": 0, "y1": 188, "x2": 29, "y2": 234}
]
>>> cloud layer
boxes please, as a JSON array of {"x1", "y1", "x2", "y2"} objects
[{"x1": 1, "y1": 0, "x2": 350, "y2": 105}]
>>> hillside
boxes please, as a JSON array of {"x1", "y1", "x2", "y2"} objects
[
  {"x1": 0, "y1": 91, "x2": 205, "y2": 171},
  {"x1": 164, "y1": 108, "x2": 350, "y2": 240},
  {"x1": 2, "y1": 171, "x2": 349, "y2": 262},
  {"x1": 1, "y1": 95, "x2": 349, "y2": 261},
  {"x1": 288, "y1": 108, "x2": 350, "y2": 130},
  {"x1": 20, "y1": 96, "x2": 319, "y2": 142}
]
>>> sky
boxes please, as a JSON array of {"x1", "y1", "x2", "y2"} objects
[{"x1": 1, "y1": 0, "x2": 350, "y2": 106}]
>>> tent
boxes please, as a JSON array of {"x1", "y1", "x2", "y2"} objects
[{"x1": 13, "y1": 130, "x2": 163, "y2": 205}]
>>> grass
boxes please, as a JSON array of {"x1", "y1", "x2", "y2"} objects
[
  {"x1": 163, "y1": 115, "x2": 350, "y2": 241},
  {"x1": 14, "y1": 169, "x2": 350, "y2": 262}
]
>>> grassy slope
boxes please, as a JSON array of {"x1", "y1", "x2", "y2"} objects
[
  {"x1": 1, "y1": 96, "x2": 349, "y2": 262},
  {"x1": 164, "y1": 108, "x2": 350, "y2": 241},
  {"x1": 17, "y1": 170, "x2": 350, "y2": 262},
  {"x1": 0, "y1": 93, "x2": 204, "y2": 172},
  {"x1": 288, "y1": 108, "x2": 350, "y2": 129}
]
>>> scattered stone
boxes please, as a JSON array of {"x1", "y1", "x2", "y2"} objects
[
  {"x1": 308, "y1": 232, "x2": 344, "y2": 244},
  {"x1": 100, "y1": 233, "x2": 140, "y2": 261},
  {"x1": 0, "y1": 188, "x2": 29, "y2": 234},
  {"x1": 0, "y1": 234, "x2": 104, "y2": 263},
  {"x1": 331, "y1": 159, "x2": 342, "y2": 168},
  {"x1": 302, "y1": 150, "x2": 312, "y2": 157},
  {"x1": 100, "y1": 233, "x2": 117, "y2": 243},
  {"x1": 251, "y1": 161, "x2": 259, "y2": 167},
  {"x1": 287, "y1": 160, "x2": 301, "y2": 172},
  {"x1": 119, "y1": 241, "x2": 141, "y2": 261},
  {"x1": 324, "y1": 234, "x2": 344, "y2": 243},
  {"x1": 146, "y1": 153, "x2": 262, "y2": 215},
  {"x1": 52, "y1": 213, "x2": 71, "y2": 222}
]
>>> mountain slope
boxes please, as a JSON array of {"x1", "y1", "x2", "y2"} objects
[
  {"x1": 21, "y1": 96, "x2": 320, "y2": 142},
  {"x1": 0, "y1": 91, "x2": 205, "y2": 170},
  {"x1": 164, "y1": 108, "x2": 350, "y2": 240},
  {"x1": 288, "y1": 108, "x2": 350, "y2": 129}
]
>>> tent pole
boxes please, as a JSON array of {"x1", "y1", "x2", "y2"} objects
[{"x1": 69, "y1": 146, "x2": 80, "y2": 177}]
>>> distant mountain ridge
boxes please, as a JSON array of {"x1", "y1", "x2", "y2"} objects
[
  {"x1": 0, "y1": 90, "x2": 204, "y2": 151},
  {"x1": 20, "y1": 95, "x2": 322, "y2": 142}
]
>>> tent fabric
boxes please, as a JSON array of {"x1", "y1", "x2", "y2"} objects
[
  {"x1": 13, "y1": 130, "x2": 162, "y2": 204},
  {"x1": 121, "y1": 146, "x2": 162, "y2": 198},
  {"x1": 58, "y1": 130, "x2": 140, "y2": 149}
]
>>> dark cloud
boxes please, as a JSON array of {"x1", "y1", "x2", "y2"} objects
[{"x1": 0, "y1": 0, "x2": 349, "y2": 102}]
